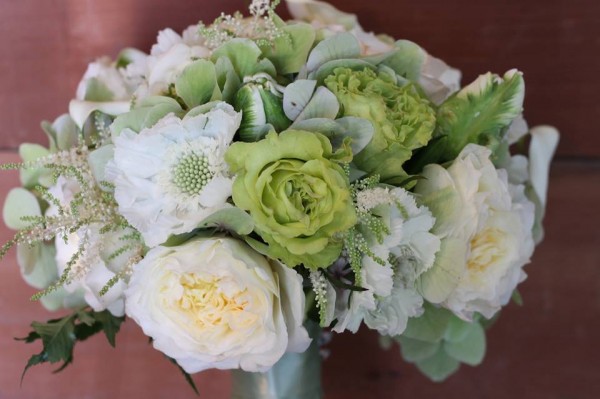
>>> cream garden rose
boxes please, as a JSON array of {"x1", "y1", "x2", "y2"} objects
[
  {"x1": 125, "y1": 237, "x2": 311, "y2": 373},
  {"x1": 415, "y1": 144, "x2": 535, "y2": 320}
]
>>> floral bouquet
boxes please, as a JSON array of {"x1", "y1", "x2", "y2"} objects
[{"x1": 1, "y1": 0, "x2": 559, "y2": 397}]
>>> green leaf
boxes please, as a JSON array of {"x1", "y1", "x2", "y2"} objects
[
  {"x1": 93, "y1": 310, "x2": 124, "y2": 347},
  {"x1": 165, "y1": 356, "x2": 200, "y2": 396},
  {"x1": 260, "y1": 22, "x2": 316, "y2": 75},
  {"x1": 175, "y1": 60, "x2": 217, "y2": 108},
  {"x1": 381, "y1": 40, "x2": 426, "y2": 82},
  {"x1": 435, "y1": 69, "x2": 525, "y2": 161},
  {"x1": 402, "y1": 302, "x2": 452, "y2": 343},
  {"x1": 511, "y1": 289, "x2": 524, "y2": 306},
  {"x1": 19, "y1": 143, "x2": 50, "y2": 189},
  {"x1": 306, "y1": 32, "x2": 361, "y2": 72},
  {"x1": 397, "y1": 336, "x2": 441, "y2": 362},
  {"x1": 21, "y1": 352, "x2": 47, "y2": 385},
  {"x1": 443, "y1": 322, "x2": 486, "y2": 366},
  {"x1": 283, "y1": 79, "x2": 317, "y2": 121},
  {"x1": 415, "y1": 348, "x2": 460, "y2": 382},
  {"x1": 31, "y1": 315, "x2": 76, "y2": 364},
  {"x1": 443, "y1": 315, "x2": 473, "y2": 343},
  {"x1": 3, "y1": 188, "x2": 42, "y2": 230},
  {"x1": 211, "y1": 38, "x2": 275, "y2": 78},
  {"x1": 292, "y1": 87, "x2": 339, "y2": 124},
  {"x1": 16, "y1": 242, "x2": 58, "y2": 290},
  {"x1": 197, "y1": 207, "x2": 254, "y2": 236}
]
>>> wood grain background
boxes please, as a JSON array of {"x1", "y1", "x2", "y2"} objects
[
  {"x1": 1, "y1": 0, "x2": 599, "y2": 398},
  {"x1": 0, "y1": 0, "x2": 599, "y2": 157}
]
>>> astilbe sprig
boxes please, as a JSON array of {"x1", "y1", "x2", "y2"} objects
[{"x1": 1, "y1": 144, "x2": 144, "y2": 301}]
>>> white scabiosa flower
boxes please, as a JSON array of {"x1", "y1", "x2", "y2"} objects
[
  {"x1": 415, "y1": 144, "x2": 536, "y2": 320},
  {"x1": 125, "y1": 237, "x2": 311, "y2": 373},
  {"x1": 106, "y1": 103, "x2": 242, "y2": 247},
  {"x1": 333, "y1": 187, "x2": 440, "y2": 336}
]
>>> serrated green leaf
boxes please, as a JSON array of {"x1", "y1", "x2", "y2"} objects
[
  {"x1": 31, "y1": 315, "x2": 76, "y2": 364},
  {"x1": 402, "y1": 302, "x2": 452, "y2": 342},
  {"x1": 415, "y1": 348, "x2": 460, "y2": 382},
  {"x1": 397, "y1": 336, "x2": 441, "y2": 362},
  {"x1": 443, "y1": 322, "x2": 486, "y2": 366},
  {"x1": 165, "y1": 356, "x2": 200, "y2": 396},
  {"x1": 21, "y1": 352, "x2": 47, "y2": 385},
  {"x1": 435, "y1": 69, "x2": 525, "y2": 161},
  {"x1": 93, "y1": 310, "x2": 124, "y2": 347},
  {"x1": 175, "y1": 60, "x2": 217, "y2": 108}
]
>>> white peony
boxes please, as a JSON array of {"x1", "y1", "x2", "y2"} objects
[
  {"x1": 415, "y1": 144, "x2": 536, "y2": 320},
  {"x1": 125, "y1": 237, "x2": 311, "y2": 373},
  {"x1": 333, "y1": 187, "x2": 440, "y2": 336},
  {"x1": 126, "y1": 27, "x2": 211, "y2": 99},
  {"x1": 106, "y1": 102, "x2": 242, "y2": 247}
]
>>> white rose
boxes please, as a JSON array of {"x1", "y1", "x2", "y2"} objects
[
  {"x1": 106, "y1": 102, "x2": 242, "y2": 247},
  {"x1": 415, "y1": 144, "x2": 535, "y2": 320},
  {"x1": 125, "y1": 237, "x2": 311, "y2": 373}
]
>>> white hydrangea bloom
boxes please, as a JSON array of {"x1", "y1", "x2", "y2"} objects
[
  {"x1": 333, "y1": 187, "x2": 441, "y2": 336},
  {"x1": 126, "y1": 27, "x2": 211, "y2": 99},
  {"x1": 106, "y1": 103, "x2": 242, "y2": 247}
]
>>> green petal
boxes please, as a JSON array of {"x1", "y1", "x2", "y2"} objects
[
  {"x1": 16, "y1": 242, "x2": 58, "y2": 290},
  {"x1": 292, "y1": 87, "x2": 340, "y2": 123},
  {"x1": 283, "y1": 79, "x2": 317, "y2": 121},
  {"x1": 110, "y1": 96, "x2": 182, "y2": 135},
  {"x1": 197, "y1": 207, "x2": 255, "y2": 235}
]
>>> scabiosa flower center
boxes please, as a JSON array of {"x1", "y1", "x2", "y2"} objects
[{"x1": 172, "y1": 154, "x2": 214, "y2": 195}]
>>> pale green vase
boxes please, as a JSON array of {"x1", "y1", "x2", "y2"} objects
[{"x1": 230, "y1": 321, "x2": 322, "y2": 399}]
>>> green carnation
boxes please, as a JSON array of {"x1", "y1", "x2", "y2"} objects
[
  {"x1": 225, "y1": 130, "x2": 357, "y2": 269},
  {"x1": 325, "y1": 67, "x2": 436, "y2": 183}
]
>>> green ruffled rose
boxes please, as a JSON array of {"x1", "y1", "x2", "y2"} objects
[
  {"x1": 325, "y1": 67, "x2": 436, "y2": 183},
  {"x1": 225, "y1": 130, "x2": 356, "y2": 269}
]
